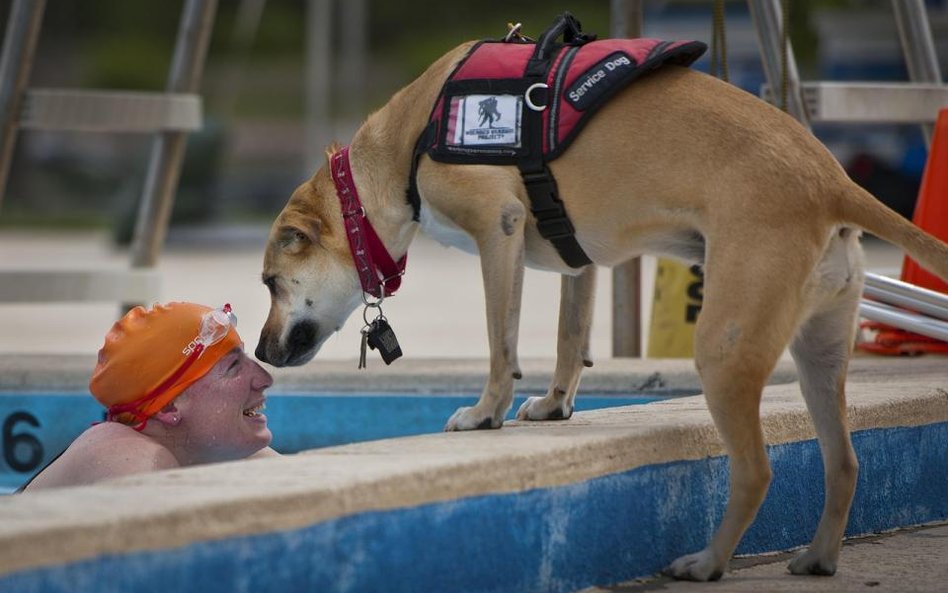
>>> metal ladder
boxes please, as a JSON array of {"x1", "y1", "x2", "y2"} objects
[
  {"x1": 0, "y1": 0, "x2": 218, "y2": 306},
  {"x1": 749, "y1": 0, "x2": 948, "y2": 342},
  {"x1": 750, "y1": 0, "x2": 946, "y2": 140}
]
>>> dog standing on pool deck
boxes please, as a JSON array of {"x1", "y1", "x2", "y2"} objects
[{"x1": 255, "y1": 37, "x2": 948, "y2": 581}]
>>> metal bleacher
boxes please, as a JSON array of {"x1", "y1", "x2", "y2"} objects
[{"x1": 0, "y1": 0, "x2": 218, "y2": 306}]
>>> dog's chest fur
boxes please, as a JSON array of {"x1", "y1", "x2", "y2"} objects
[{"x1": 418, "y1": 200, "x2": 479, "y2": 255}]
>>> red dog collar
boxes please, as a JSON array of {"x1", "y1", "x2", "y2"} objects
[{"x1": 331, "y1": 145, "x2": 406, "y2": 299}]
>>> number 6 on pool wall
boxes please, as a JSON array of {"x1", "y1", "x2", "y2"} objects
[{"x1": 3, "y1": 412, "x2": 44, "y2": 473}]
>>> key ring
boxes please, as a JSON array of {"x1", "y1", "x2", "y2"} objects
[
  {"x1": 361, "y1": 280, "x2": 387, "y2": 307},
  {"x1": 504, "y1": 22, "x2": 534, "y2": 43},
  {"x1": 362, "y1": 301, "x2": 384, "y2": 327}
]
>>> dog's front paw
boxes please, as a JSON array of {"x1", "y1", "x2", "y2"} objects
[
  {"x1": 444, "y1": 406, "x2": 503, "y2": 431},
  {"x1": 516, "y1": 396, "x2": 573, "y2": 421},
  {"x1": 788, "y1": 549, "x2": 837, "y2": 576},
  {"x1": 663, "y1": 549, "x2": 725, "y2": 582}
]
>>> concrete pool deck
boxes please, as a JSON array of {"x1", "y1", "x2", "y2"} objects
[
  {"x1": 0, "y1": 354, "x2": 945, "y2": 592},
  {"x1": 0, "y1": 229, "x2": 908, "y2": 361},
  {"x1": 0, "y1": 353, "x2": 795, "y2": 395},
  {"x1": 584, "y1": 522, "x2": 948, "y2": 593}
]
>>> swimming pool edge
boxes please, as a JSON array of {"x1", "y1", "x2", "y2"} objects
[{"x1": 0, "y1": 356, "x2": 944, "y2": 592}]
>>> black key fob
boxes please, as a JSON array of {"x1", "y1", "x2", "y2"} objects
[{"x1": 366, "y1": 317, "x2": 402, "y2": 365}]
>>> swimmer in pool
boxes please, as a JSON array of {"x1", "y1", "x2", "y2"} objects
[{"x1": 21, "y1": 302, "x2": 278, "y2": 491}]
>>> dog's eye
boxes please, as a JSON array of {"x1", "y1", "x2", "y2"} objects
[{"x1": 263, "y1": 275, "x2": 278, "y2": 296}]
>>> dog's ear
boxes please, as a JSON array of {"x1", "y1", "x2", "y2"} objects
[{"x1": 275, "y1": 222, "x2": 320, "y2": 255}]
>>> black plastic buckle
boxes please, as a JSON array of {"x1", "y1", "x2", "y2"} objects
[
  {"x1": 522, "y1": 170, "x2": 576, "y2": 240},
  {"x1": 521, "y1": 170, "x2": 559, "y2": 211},
  {"x1": 536, "y1": 216, "x2": 576, "y2": 240}
]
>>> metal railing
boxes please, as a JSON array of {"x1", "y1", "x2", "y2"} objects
[
  {"x1": 0, "y1": 0, "x2": 218, "y2": 307},
  {"x1": 861, "y1": 273, "x2": 948, "y2": 342}
]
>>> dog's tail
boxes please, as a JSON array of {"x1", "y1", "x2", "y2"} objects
[{"x1": 836, "y1": 183, "x2": 948, "y2": 281}]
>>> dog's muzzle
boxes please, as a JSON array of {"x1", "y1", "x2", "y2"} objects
[{"x1": 256, "y1": 320, "x2": 319, "y2": 367}]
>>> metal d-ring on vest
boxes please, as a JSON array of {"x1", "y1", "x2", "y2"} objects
[{"x1": 524, "y1": 83, "x2": 549, "y2": 111}]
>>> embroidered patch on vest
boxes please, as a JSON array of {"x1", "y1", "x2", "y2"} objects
[
  {"x1": 446, "y1": 94, "x2": 522, "y2": 148},
  {"x1": 565, "y1": 51, "x2": 635, "y2": 110}
]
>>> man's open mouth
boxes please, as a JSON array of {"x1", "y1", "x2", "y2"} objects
[{"x1": 243, "y1": 403, "x2": 266, "y2": 418}]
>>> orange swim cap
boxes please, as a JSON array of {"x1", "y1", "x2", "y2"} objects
[{"x1": 89, "y1": 302, "x2": 242, "y2": 425}]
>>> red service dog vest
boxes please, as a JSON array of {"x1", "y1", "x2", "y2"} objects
[{"x1": 408, "y1": 14, "x2": 706, "y2": 267}]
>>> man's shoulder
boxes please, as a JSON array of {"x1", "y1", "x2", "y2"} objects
[
  {"x1": 24, "y1": 423, "x2": 179, "y2": 490},
  {"x1": 70, "y1": 424, "x2": 180, "y2": 473}
]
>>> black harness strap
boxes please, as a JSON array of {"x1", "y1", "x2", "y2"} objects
[
  {"x1": 520, "y1": 165, "x2": 591, "y2": 268},
  {"x1": 517, "y1": 13, "x2": 592, "y2": 268},
  {"x1": 406, "y1": 121, "x2": 436, "y2": 221}
]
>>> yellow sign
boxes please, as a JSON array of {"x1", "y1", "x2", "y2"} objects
[{"x1": 647, "y1": 259, "x2": 704, "y2": 358}]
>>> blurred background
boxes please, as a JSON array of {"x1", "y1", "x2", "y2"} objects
[
  {"x1": 3, "y1": 0, "x2": 946, "y2": 231},
  {"x1": 0, "y1": 0, "x2": 944, "y2": 359}
]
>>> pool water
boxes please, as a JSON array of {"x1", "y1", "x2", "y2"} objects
[{"x1": 0, "y1": 392, "x2": 666, "y2": 492}]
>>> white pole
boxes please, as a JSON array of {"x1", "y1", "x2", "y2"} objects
[{"x1": 304, "y1": 0, "x2": 333, "y2": 177}]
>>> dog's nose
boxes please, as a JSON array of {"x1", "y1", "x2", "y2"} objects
[
  {"x1": 254, "y1": 340, "x2": 270, "y2": 364},
  {"x1": 286, "y1": 320, "x2": 318, "y2": 365}
]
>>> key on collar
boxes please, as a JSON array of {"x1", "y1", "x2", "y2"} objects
[{"x1": 359, "y1": 316, "x2": 402, "y2": 368}]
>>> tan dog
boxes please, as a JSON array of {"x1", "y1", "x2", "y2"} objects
[{"x1": 256, "y1": 40, "x2": 948, "y2": 581}]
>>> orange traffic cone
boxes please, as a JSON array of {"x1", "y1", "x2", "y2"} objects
[
  {"x1": 900, "y1": 109, "x2": 948, "y2": 294},
  {"x1": 859, "y1": 108, "x2": 948, "y2": 356}
]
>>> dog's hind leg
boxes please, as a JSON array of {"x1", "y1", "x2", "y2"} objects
[
  {"x1": 664, "y1": 230, "x2": 821, "y2": 581},
  {"x1": 444, "y1": 198, "x2": 528, "y2": 431},
  {"x1": 517, "y1": 266, "x2": 596, "y2": 421},
  {"x1": 787, "y1": 230, "x2": 863, "y2": 576}
]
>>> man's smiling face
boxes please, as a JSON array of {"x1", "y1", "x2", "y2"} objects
[{"x1": 172, "y1": 346, "x2": 274, "y2": 464}]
